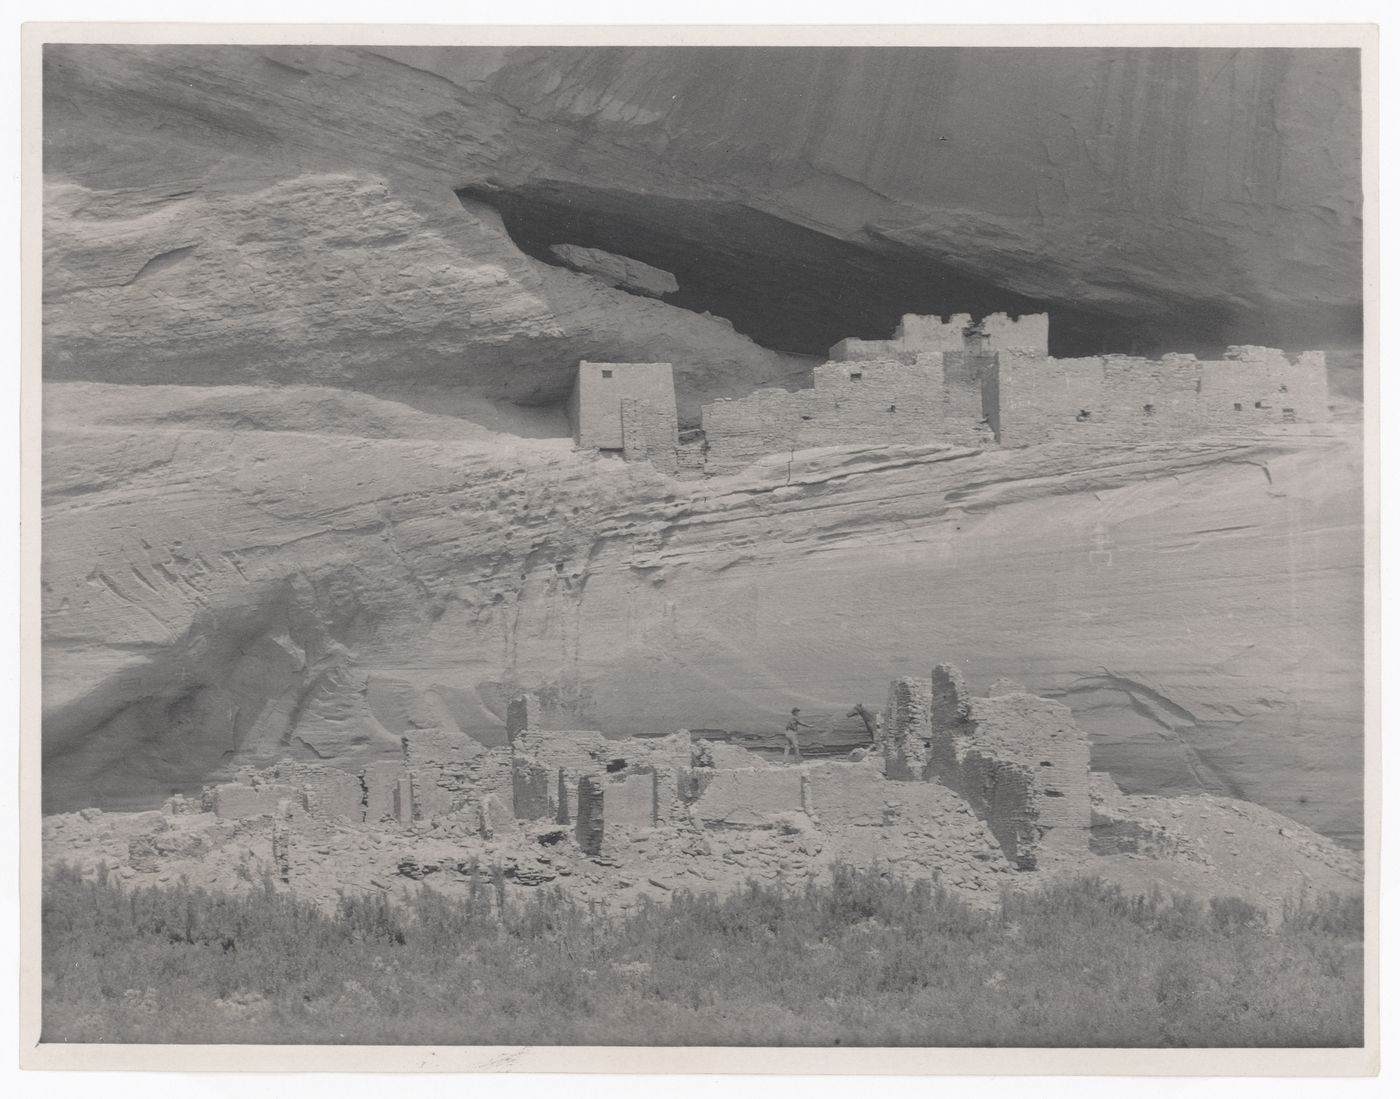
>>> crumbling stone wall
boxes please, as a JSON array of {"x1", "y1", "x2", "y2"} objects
[
  {"x1": 925, "y1": 664, "x2": 1090, "y2": 868},
  {"x1": 973, "y1": 312, "x2": 1051, "y2": 354},
  {"x1": 606, "y1": 769, "x2": 658, "y2": 829},
  {"x1": 883, "y1": 676, "x2": 932, "y2": 781},
  {"x1": 621, "y1": 397, "x2": 681, "y2": 475},
  {"x1": 688, "y1": 767, "x2": 805, "y2": 827},
  {"x1": 509, "y1": 729, "x2": 612, "y2": 822},
  {"x1": 506, "y1": 693, "x2": 540, "y2": 743},
  {"x1": 574, "y1": 775, "x2": 604, "y2": 855},
  {"x1": 701, "y1": 354, "x2": 992, "y2": 473}
]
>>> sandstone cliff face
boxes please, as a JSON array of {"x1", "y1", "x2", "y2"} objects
[
  {"x1": 44, "y1": 44, "x2": 1361, "y2": 383},
  {"x1": 42, "y1": 385, "x2": 1363, "y2": 846},
  {"x1": 39, "y1": 46, "x2": 1364, "y2": 848}
]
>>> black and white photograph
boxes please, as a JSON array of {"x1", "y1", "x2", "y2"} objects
[{"x1": 19, "y1": 20, "x2": 1378, "y2": 1071}]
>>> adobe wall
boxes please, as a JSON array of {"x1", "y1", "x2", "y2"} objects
[
  {"x1": 925, "y1": 663, "x2": 1090, "y2": 869},
  {"x1": 701, "y1": 385, "x2": 835, "y2": 471},
  {"x1": 569, "y1": 361, "x2": 678, "y2": 451},
  {"x1": 994, "y1": 347, "x2": 1329, "y2": 446},
  {"x1": 700, "y1": 354, "x2": 992, "y2": 474},
  {"x1": 621, "y1": 397, "x2": 681, "y2": 475},
  {"x1": 510, "y1": 729, "x2": 612, "y2": 821},
  {"x1": 883, "y1": 676, "x2": 932, "y2": 781},
  {"x1": 828, "y1": 312, "x2": 1049, "y2": 362},
  {"x1": 975, "y1": 312, "x2": 1050, "y2": 354},
  {"x1": 1200, "y1": 347, "x2": 1330, "y2": 430}
]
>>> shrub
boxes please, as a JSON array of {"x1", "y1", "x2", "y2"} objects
[{"x1": 40, "y1": 863, "x2": 1363, "y2": 1047}]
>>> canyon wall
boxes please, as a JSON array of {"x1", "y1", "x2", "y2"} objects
[
  {"x1": 41, "y1": 386, "x2": 1364, "y2": 846},
  {"x1": 44, "y1": 44, "x2": 1362, "y2": 385}
]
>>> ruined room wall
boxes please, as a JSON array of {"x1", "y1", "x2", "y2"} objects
[
  {"x1": 977, "y1": 312, "x2": 1050, "y2": 353},
  {"x1": 702, "y1": 354, "x2": 992, "y2": 473},
  {"x1": 1099, "y1": 354, "x2": 1207, "y2": 439},
  {"x1": 925, "y1": 665, "x2": 1092, "y2": 867},
  {"x1": 956, "y1": 751, "x2": 1041, "y2": 868},
  {"x1": 994, "y1": 345, "x2": 1329, "y2": 446},
  {"x1": 883, "y1": 676, "x2": 932, "y2": 781},
  {"x1": 1200, "y1": 348, "x2": 1330, "y2": 430},
  {"x1": 570, "y1": 361, "x2": 678, "y2": 450},
  {"x1": 689, "y1": 766, "x2": 805, "y2": 827},
  {"x1": 928, "y1": 662, "x2": 973, "y2": 780},
  {"x1": 621, "y1": 396, "x2": 681, "y2": 475},
  {"x1": 510, "y1": 729, "x2": 611, "y2": 821},
  {"x1": 700, "y1": 386, "x2": 835, "y2": 471},
  {"x1": 828, "y1": 313, "x2": 971, "y2": 362},
  {"x1": 967, "y1": 693, "x2": 1091, "y2": 831},
  {"x1": 995, "y1": 352, "x2": 1108, "y2": 446},
  {"x1": 605, "y1": 769, "x2": 658, "y2": 829}
]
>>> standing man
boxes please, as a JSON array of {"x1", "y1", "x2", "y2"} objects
[{"x1": 783, "y1": 708, "x2": 814, "y2": 763}]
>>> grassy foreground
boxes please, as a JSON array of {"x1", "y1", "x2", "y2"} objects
[{"x1": 42, "y1": 862, "x2": 1362, "y2": 1047}]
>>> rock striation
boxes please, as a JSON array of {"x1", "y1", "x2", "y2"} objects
[{"x1": 41, "y1": 383, "x2": 1364, "y2": 846}]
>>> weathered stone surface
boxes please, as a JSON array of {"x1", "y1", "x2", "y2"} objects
[
  {"x1": 209, "y1": 782, "x2": 296, "y2": 821},
  {"x1": 548, "y1": 244, "x2": 679, "y2": 298},
  {"x1": 40, "y1": 397, "x2": 1363, "y2": 845},
  {"x1": 42, "y1": 46, "x2": 1360, "y2": 364},
  {"x1": 691, "y1": 767, "x2": 805, "y2": 827},
  {"x1": 575, "y1": 776, "x2": 604, "y2": 855},
  {"x1": 604, "y1": 771, "x2": 658, "y2": 830},
  {"x1": 362, "y1": 762, "x2": 404, "y2": 826},
  {"x1": 37, "y1": 44, "x2": 1364, "y2": 852}
]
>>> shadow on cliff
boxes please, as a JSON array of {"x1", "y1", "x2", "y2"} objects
[{"x1": 42, "y1": 573, "x2": 400, "y2": 814}]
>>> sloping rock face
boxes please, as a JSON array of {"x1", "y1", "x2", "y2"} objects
[
  {"x1": 39, "y1": 46, "x2": 1364, "y2": 850},
  {"x1": 41, "y1": 386, "x2": 1363, "y2": 847},
  {"x1": 43, "y1": 44, "x2": 1361, "y2": 379}
]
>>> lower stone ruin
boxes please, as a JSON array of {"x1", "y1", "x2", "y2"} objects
[
  {"x1": 191, "y1": 663, "x2": 1095, "y2": 875},
  {"x1": 49, "y1": 662, "x2": 1360, "y2": 914}
]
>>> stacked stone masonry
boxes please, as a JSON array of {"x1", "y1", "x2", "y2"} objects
[
  {"x1": 566, "y1": 313, "x2": 1330, "y2": 476},
  {"x1": 926, "y1": 664, "x2": 1091, "y2": 869}
]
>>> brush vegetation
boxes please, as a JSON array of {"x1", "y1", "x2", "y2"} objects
[{"x1": 42, "y1": 862, "x2": 1363, "y2": 1046}]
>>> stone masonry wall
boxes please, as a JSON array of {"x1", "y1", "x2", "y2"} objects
[
  {"x1": 828, "y1": 312, "x2": 1050, "y2": 363},
  {"x1": 510, "y1": 729, "x2": 611, "y2": 822},
  {"x1": 883, "y1": 676, "x2": 932, "y2": 781},
  {"x1": 1200, "y1": 347, "x2": 1330, "y2": 430},
  {"x1": 621, "y1": 397, "x2": 681, "y2": 475},
  {"x1": 701, "y1": 355, "x2": 992, "y2": 473},
  {"x1": 995, "y1": 347, "x2": 1330, "y2": 446},
  {"x1": 569, "y1": 361, "x2": 678, "y2": 451},
  {"x1": 925, "y1": 663, "x2": 1090, "y2": 868}
]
